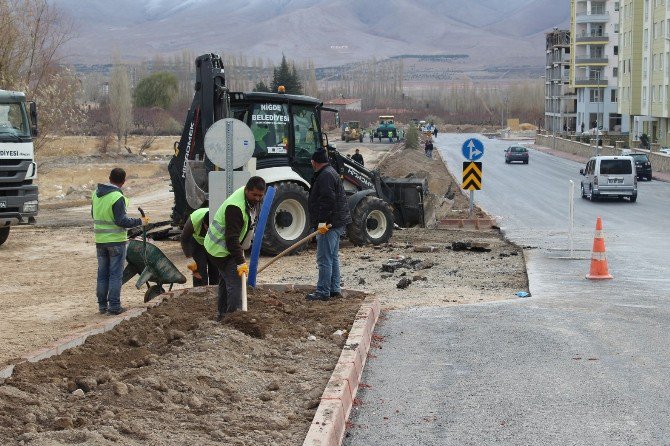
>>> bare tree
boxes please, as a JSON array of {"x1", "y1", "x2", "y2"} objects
[
  {"x1": 0, "y1": 0, "x2": 76, "y2": 150},
  {"x1": 108, "y1": 57, "x2": 133, "y2": 152},
  {"x1": 0, "y1": 0, "x2": 73, "y2": 91}
]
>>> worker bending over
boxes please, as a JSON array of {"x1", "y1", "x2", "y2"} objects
[
  {"x1": 180, "y1": 208, "x2": 219, "y2": 286},
  {"x1": 205, "y1": 176, "x2": 266, "y2": 319}
]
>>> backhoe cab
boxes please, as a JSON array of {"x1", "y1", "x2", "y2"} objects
[{"x1": 168, "y1": 53, "x2": 426, "y2": 255}]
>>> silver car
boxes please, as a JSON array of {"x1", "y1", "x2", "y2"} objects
[{"x1": 580, "y1": 156, "x2": 637, "y2": 202}]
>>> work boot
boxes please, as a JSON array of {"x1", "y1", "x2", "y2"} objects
[
  {"x1": 330, "y1": 292, "x2": 343, "y2": 299},
  {"x1": 98, "y1": 307, "x2": 107, "y2": 315},
  {"x1": 107, "y1": 307, "x2": 127, "y2": 315},
  {"x1": 305, "y1": 293, "x2": 329, "y2": 301}
]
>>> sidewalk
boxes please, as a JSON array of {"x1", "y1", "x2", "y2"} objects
[{"x1": 527, "y1": 143, "x2": 670, "y2": 182}]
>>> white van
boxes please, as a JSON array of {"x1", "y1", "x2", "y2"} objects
[{"x1": 580, "y1": 156, "x2": 637, "y2": 202}]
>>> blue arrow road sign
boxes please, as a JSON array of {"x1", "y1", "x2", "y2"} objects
[{"x1": 461, "y1": 138, "x2": 485, "y2": 161}]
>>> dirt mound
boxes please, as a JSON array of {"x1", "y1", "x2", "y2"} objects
[
  {"x1": 0, "y1": 288, "x2": 365, "y2": 445},
  {"x1": 376, "y1": 144, "x2": 486, "y2": 224}
]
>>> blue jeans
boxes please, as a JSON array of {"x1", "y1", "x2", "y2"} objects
[
  {"x1": 96, "y1": 243, "x2": 127, "y2": 312},
  {"x1": 315, "y1": 226, "x2": 345, "y2": 297}
]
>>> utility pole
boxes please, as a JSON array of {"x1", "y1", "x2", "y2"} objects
[{"x1": 595, "y1": 71, "x2": 601, "y2": 156}]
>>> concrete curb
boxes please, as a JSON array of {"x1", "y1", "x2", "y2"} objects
[
  {"x1": 303, "y1": 296, "x2": 381, "y2": 446},
  {"x1": 437, "y1": 217, "x2": 498, "y2": 230}
]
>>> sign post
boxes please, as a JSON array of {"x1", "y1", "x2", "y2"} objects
[{"x1": 461, "y1": 138, "x2": 485, "y2": 218}]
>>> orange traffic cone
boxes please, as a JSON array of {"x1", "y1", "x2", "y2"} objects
[{"x1": 586, "y1": 216, "x2": 613, "y2": 280}]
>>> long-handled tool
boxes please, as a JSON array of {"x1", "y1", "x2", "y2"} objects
[
  {"x1": 241, "y1": 273, "x2": 248, "y2": 311},
  {"x1": 257, "y1": 224, "x2": 331, "y2": 275},
  {"x1": 135, "y1": 207, "x2": 154, "y2": 289}
]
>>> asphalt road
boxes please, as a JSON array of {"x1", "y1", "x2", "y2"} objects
[{"x1": 344, "y1": 134, "x2": 670, "y2": 445}]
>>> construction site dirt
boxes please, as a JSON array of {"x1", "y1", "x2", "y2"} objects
[
  {"x1": 0, "y1": 134, "x2": 528, "y2": 443},
  {"x1": 1, "y1": 288, "x2": 366, "y2": 445}
]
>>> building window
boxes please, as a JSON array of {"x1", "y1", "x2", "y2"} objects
[
  {"x1": 611, "y1": 89, "x2": 618, "y2": 103},
  {"x1": 614, "y1": 45, "x2": 619, "y2": 55},
  {"x1": 615, "y1": 1, "x2": 620, "y2": 10},
  {"x1": 590, "y1": 90, "x2": 603, "y2": 102},
  {"x1": 644, "y1": 29, "x2": 649, "y2": 48},
  {"x1": 613, "y1": 66, "x2": 619, "y2": 77}
]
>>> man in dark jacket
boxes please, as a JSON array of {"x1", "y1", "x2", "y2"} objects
[
  {"x1": 91, "y1": 168, "x2": 147, "y2": 315},
  {"x1": 351, "y1": 149, "x2": 364, "y2": 166},
  {"x1": 306, "y1": 149, "x2": 353, "y2": 301},
  {"x1": 424, "y1": 139, "x2": 434, "y2": 158}
]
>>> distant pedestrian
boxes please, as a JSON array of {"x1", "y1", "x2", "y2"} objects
[
  {"x1": 433, "y1": 127, "x2": 438, "y2": 137},
  {"x1": 424, "y1": 139, "x2": 434, "y2": 158},
  {"x1": 369, "y1": 130, "x2": 374, "y2": 143},
  {"x1": 581, "y1": 122, "x2": 585, "y2": 133},
  {"x1": 351, "y1": 148, "x2": 364, "y2": 166},
  {"x1": 91, "y1": 167, "x2": 148, "y2": 315}
]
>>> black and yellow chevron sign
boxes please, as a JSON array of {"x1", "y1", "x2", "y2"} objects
[{"x1": 462, "y1": 162, "x2": 482, "y2": 190}]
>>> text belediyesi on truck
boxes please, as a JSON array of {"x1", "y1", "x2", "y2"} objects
[{"x1": 0, "y1": 89, "x2": 39, "y2": 247}]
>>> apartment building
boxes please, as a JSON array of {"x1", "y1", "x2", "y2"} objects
[
  {"x1": 545, "y1": 29, "x2": 577, "y2": 133},
  {"x1": 571, "y1": 0, "x2": 629, "y2": 133},
  {"x1": 619, "y1": 0, "x2": 670, "y2": 145}
]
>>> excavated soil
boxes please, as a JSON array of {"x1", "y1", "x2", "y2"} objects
[{"x1": 0, "y1": 288, "x2": 365, "y2": 445}]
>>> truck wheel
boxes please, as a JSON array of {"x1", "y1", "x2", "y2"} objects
[
  {"x1": 0, "y1": 227, "x2": 9, "y2": 246},
  {"x1": 347, "y1": 196, "x2": 394, "y2": 246},
  {"x1": 262, "y1": 182, "x2": 310, "y2": 255}
]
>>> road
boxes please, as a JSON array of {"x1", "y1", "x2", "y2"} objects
[{"x1": 345, "y1": 134, "x2": 670, "y2": 445}]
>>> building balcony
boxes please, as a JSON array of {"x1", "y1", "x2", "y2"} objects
[
  {"x1": 574, "y1": 56, "x2": 608, "y2": 65},
  {"x1": 575, "y1": 11, "x2": 610, "y2": 23},
  {"x1": 574, "y1": 77, "x2": 609, "y2": 86},
  {"x1": 575, "y1": 34, "x2": 609, "y2": 44}
]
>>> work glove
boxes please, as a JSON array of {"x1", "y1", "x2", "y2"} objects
[
  {"x1": 317, "y1": 223, "x2": 329, "y2": 234},
  {"x1": 140, "y1": 216, "x2": 150, "y2": 226},
  {"x1": 237, "y1": 263, "x2": 249, "y2": 278},
  {"x1": 187, "y1": 261, "x2": 202, "y2": 280}
]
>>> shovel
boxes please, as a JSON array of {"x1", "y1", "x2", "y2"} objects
[
  {"x1": 134, "y1": 207, "x2": 154, "y2": 289},
  {"x1": 256, "y1": 225, "x2": 331, "y2": 275}
]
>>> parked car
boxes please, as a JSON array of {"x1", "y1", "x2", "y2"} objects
[
  {"x1": 580, "y1": 156, "x2": 637, "y2": 202},
  {"x1": 659, "y1": 147, "x2": 670, "y2": 155},
  {"x1": 504, "y1": 146, "x2": 529, "y2": 164},
  {"x1": 629, "y1": 153, "x2": 652, "y2": 181}
]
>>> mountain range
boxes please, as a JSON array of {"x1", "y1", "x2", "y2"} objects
[{"x1": 51, "y1": 0, "x2": 570, "y2": 71}]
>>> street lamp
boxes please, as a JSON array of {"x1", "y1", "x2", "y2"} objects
[{"x1": 595, "y1": 70, "x2": 602, "y2": 156}]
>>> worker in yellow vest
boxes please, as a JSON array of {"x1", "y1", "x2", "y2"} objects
[
  {"x1": 180, "y1": 208, "x2": 219, "y2": 286},
  {"x1": 91, "y1": 168, "x2": 148, "y2": 315},
  {"x1": 205, "y1": 176, "x2": 266, "y2": 319}
]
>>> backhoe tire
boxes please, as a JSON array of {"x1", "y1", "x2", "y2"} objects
[
  {"x1": 0, "y1": 227, "x2": 9, "y2": 246},
  {"x1": 347, "y1": 196, "x2": 394, "y2": 246},
  {"x1": 261, "y1": 182, "x2": 311, "y2": 256}
]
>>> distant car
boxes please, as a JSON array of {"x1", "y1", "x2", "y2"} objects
[
  {"x1": 659, "y1": 148, "x2": 670, "y2": 155},
  {"x1": 629, "y1": 153, "x2": 652, "y2": 181},
  {"x1": 504, "y1": 146, "x2": 529, "y2": 164}
]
